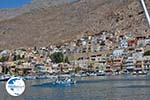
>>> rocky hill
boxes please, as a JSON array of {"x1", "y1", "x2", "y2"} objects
[{"x1": 0, "y1": 0, "x2": 149, "y2": 49}]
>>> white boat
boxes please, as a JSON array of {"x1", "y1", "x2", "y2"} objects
[
  {"x1": 0, "y1": 74, "x2": 11, "y2": 81},
  {"x1": 53, "y1": 75, "x2": 76, "y2": 86},
  {"x1": 24, "y1": 75, "x2": 36, "y2": 80},
  {"x1": 89, "y1": 73, "x2": 97, "y2": 76},
  {"x1": 96, "y1": 72, "x2": 105, "y2": 76},
  {"x1": 81, "y1": 73, "x2": 87, "y2": 77},
  {"x1": 74, "y1": 73, "x2": 81, "y2": 77},
  {"x1": 36, "y1": 75, "x2": 48, "y2": 79},
  {"x1": 46, "y1": 75, "x2": 58, "y2": 79}
]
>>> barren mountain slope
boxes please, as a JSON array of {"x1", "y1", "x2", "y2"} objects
[{"x1": 0, "y1": 0, "x2": 149, "y2": 49}]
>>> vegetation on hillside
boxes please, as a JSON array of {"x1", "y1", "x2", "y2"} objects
[
  {"x1": 144, "y1": 50, "x2": 150, "y2": 56},
  {"x1": 50, "y1": 52, "x2": 64, "y2": 63}
]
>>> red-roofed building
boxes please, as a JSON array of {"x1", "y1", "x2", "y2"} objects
[{"x1": 127, "y1": 38, "x2": 137, "y2": 47}]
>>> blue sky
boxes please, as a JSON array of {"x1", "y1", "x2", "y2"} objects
[{"x1": 0, "y1": 0, "x2": 32, "y2": 8}]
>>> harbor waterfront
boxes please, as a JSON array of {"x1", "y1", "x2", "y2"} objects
[
  {"x1": 0, "y1": 0, "x2": 150, "y2": 100},
  {"x1": 0, "y1": 75, "x2": 150, "y2": 100}
]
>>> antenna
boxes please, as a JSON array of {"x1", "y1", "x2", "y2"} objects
[{"x1": 140, "y1": 0, "x2": 150, "y2": 27}]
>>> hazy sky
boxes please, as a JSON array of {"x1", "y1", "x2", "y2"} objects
[{"x1": 0, "y1": 0, "x2": 32, "y2": 8}]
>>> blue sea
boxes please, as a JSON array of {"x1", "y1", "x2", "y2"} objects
[
  {"x1": 0, "y1": 75, "x2": 150, "y2": 100},
  {"x1": 0, "y1": 0, "x2": 79, "y2": 9},
  {"x1": 0, "y1": 0, "x2": 32, "y2": 8}
]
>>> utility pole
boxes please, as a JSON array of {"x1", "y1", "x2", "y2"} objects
[{"x1": 140, "y1": 0, "x2": 150, "y2": 27}]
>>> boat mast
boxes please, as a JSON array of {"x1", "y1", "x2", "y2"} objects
[{"x1": 140, "y1": 0, "x2": 150, "y2": 27}]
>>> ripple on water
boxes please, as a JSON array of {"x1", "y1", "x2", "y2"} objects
[
  {"x1": 31, "y1": 77, "x2": 150, "y2": 88},
  {"x1": 116, "y1": 85, "x2": 150, "y2": 88}
]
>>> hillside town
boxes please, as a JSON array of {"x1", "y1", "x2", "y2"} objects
[
  {"x1": 1, "y1": 1, "x2": 150, "y2": 100},
  {"x1": 0, "y1": 31, "x2": 150, "y2": 79}
]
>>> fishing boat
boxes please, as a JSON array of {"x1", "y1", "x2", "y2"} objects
[{"x1": 53, "y1": 75, "x2": 76, "y2": 86}]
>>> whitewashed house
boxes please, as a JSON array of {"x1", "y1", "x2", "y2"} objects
[
  {"x1": 124, "y1": 57, "x2": 135, "y2": 72},
  {"x1": 132, "y1": 48, "x2": 144, "y2": 60},
  {"x1": 113, "y1": 49, "x2": 125, "y2": 58}
]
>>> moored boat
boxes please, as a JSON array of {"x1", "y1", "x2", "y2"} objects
[
  {"x1": 0, "y1": 73, "x2": 11, "y2": 81},
  {"x1": 24, "y1": 75, "x2": 36, "y2": 80}
]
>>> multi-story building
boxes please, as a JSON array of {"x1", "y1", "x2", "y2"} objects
[
  {"x1": 134, "y1": 59, "x2": 144, "y2": 72},
  {"x1": 143, "y1": 56, "x2": 150, "y2": 72},
  {"x1": 123, "y1": 57, "x2": 135, "y2": 72},
  {"x1": 112, "y1": 57, "x2": 124, "y2": 71}
]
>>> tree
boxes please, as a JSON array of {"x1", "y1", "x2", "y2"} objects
[
  {"x1": 64, "y1": 56, "x2": 70, "y2": 64},
  {"x1": 23, "y1": 69, "x2": 28, "y2": 75},
  {"x1": 34, "y1": 46, "x2": 37, "y2": 51},
  {"x1": 88, "y1": 64, "x2": 94, "y2": 72},
  {"x1": 2, "y1": 66, "x2": 9, "y2": 74},
  {"x1": 13, "y1": 54, "x2": 22, "y2": 61},
  {"x1": 88, "y1": 64, "x2": 94, "y2": 70},
  {"x1": 50, "y1": 52, "x2": 64, "y2": 63},
  {"x1": 0, "y1": 56, "x2": 9, "y2": 62},
  {"x1": 75, "y1": 66, "x2": 81, "y2": 73},
  {"x1": 14, "y1": 69, "x2": 19, "y2": 76},
  {"x1": 143, "y1": 51, "x2": 150, "y2": 56}
]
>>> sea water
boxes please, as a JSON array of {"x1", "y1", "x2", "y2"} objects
[
  {"x1": 0, "y1": 0, "x2": 32, "y2": 9},
  {"x1": 0, "y1": 75, "x2": 150, "y2": 100}
]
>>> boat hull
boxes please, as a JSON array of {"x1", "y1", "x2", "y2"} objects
[{"x1": 0, "y1": 78, "x2": 10, "y2": 82}]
